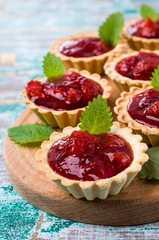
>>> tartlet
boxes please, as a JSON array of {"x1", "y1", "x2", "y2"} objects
[
  {"x1": 35, "y1": 122, "x2": 148, "y2": 200},
  {"x1": 104, "y1": 46, "x2": 159, "y2": 91},
  {"x1": 22, "y1": 69, "x2": 111, "y2": 129},
  {"x1": 115, "y1": 86, "x2": 159, "y2": 146},
  {"x1": 122, "y1": 19, "x2": 159, "y2": 50},
  {"x1": 50, "y1": 32, "x2": 120, "y2": 74}
]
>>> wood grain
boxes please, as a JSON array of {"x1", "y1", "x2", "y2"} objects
[{"x1": 3, "y1": 79, "x2": 159, "y2": 226}]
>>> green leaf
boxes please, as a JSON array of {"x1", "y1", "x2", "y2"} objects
[
  {"x1": 79, "y1": 95, "x2": 113, "y2": 135},
  {"x1": 151, "y1": 66, "x2": 159, "y2": 91},
  {"x1": 140, "y1": 4, "x2": 158, "y2": 21},
  {"x1": 42, "y1": 52, "x2": 65, "y2": 80},
  {"x1": 138, "y1": 147, "x2": 159, "y2": 180},
  {"x1": 8, "y1": 123, "x2": 55, "y2": 144},
  {"x1": 98, "y1": 12, "x2": 124, "y2": 47}
]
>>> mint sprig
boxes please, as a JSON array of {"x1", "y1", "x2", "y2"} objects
[
  {"x1": 151, "y1": 66, "x2": 159, "y2": 91},
  {"x1": 8, "y1": 123, "x2": 55, "y2": 144},
  {"x1": 99, "y1": 12, "x2": 124, "y2": 47},
  {"x1": 42, "y1": 53, "x2": 65, "y2": 80},
  {"x1": 79, "y1": 95, "x2": 113, "y2": 135},
  {"x1": 140, "y1": 4, "x2": 158, "y2": 21},
  {"x1": 138, "y1": 147, "x2": 159, "y2": 180}
]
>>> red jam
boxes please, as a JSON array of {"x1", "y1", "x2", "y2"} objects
[
  {"x1": 59, "y1": 37, "x2": 111, "y2": 58},
  {"x1": 115, "y1": 52, "x2": 159, "y2": 80},
  {"x1": 128, "y1": 89, "x2": 159, "y2": 128},
  {"x1": 26, "y1": 72, "x2": 103, "y2": 111},
  {"x1": 48, "y1": 131, "x2": 133, "y2": 181},
  {"x1": 129, "y1": 18, "x2": 159, "y2": 39}
]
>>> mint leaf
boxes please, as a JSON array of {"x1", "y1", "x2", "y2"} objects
[
  {"x1": 151, "y1": 66, "x2": 159, "y2": 91},
  {"x1": 140, "y1": 4, "x2": 158, "y2": 21},
  {"x1": 138, "y1": 147, "x2": 159, "y2": 180},
  {"x1": 79, "y1": 95, "x2": 113, "y2": 135},
  {"x1": 42, "y1": 52, "x2": 65, "y2": 80},
  {"x1": 8, "y1": 123, "x2": 55, "y2": 144},
  {"x1": 99, "y1": 12, "x2": 124, "y2": 47}
]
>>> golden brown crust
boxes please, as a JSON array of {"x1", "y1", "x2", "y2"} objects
[
  {"x1": 122, "y1": 19, "x2": 159, "y2": 50},
  {"x1": 115, "y1": 86, "x2": 159, "y2": 136},
  {"x1": 104, "y1": 44, "x2": 158, "y2": 90},
  {"x1": 50, "y1": 32, "x2": 121, "y2": 74},
  {"x1": 22, "y1": 69, "x2": 111, "y2": 129},
  {"x1": 35, "y1": 122, "x2": 148, "y2": 200}
]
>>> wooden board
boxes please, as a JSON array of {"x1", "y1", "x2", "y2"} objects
[{"x1": 3, "y1": 79, "x2": 159, "y2": 226}]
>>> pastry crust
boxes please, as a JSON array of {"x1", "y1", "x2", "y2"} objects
[
  {"x1": 104, "y1": 45, "x2": 156, "y2": 91},
  {"x1": 35, "y1": 122, "x2": 148, "y2": 200},
  {"x1": 115, "y1": 86, "x2": 159, "y2": 146},
  {"x1": 50, "y1": 32, "x2": 121, "y2": 74},
  {"x1": 22, "y1": 69, "x2": 111, "y2": 129},
  {"x1": 122, "y1": 19, "x2": 159, "y2": 50}
]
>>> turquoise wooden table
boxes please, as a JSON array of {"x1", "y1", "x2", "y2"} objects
[{"x1": 1, "y1": 0, "x2": 159, "y2": 239}]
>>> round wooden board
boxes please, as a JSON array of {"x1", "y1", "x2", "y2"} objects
[{"x1": 3, "y1": 79, "x2": 159, "y2": 226}]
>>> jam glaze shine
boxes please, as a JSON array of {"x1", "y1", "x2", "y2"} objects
[{"x1": 48, "y1": 131, "x2": 133, "y2": 181}]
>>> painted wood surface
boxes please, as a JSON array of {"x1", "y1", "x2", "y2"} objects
[{"x1": 1, "y1": 0, "x2": 159, "y2": 239}]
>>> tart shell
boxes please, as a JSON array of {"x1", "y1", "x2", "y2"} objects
[
  {"x1": 104, "y1": 45, "x2": 155, "y2": 91},
  {"x1": 35, "y1": 122, "x2": 148, "y2": 200},
  {"x1": 50, "y1": 32, "x2": 121, "y2": 74},
  {"x1": 115, "y1": 86, "x2": 159, "y2": 146},
  {"x1": 22, "y1": 69, "x2": 111, "y2": 129},
  {"x1": 122, "y1": 19, "x2": 159, "y2": 50}
]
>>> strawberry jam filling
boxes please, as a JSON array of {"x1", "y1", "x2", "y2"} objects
[
  {"x1": 128, "y1": 89, "x2": 159, "y2": 129},
  {"x1": 129, "y1": 18, "x2": 159, "y2": 39},
  {"x1": 115, "y1": 52, "x2": 159, "y2": 80},
  {"x1": 59, "y1": 37, "x2": 111, "y2": 58},
  {"x1": 26, "y1": 72, "x2": 103, "y2": 111},
  {"x1": 48, "y1": 131, "x2": 133, "y2": 181}
]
